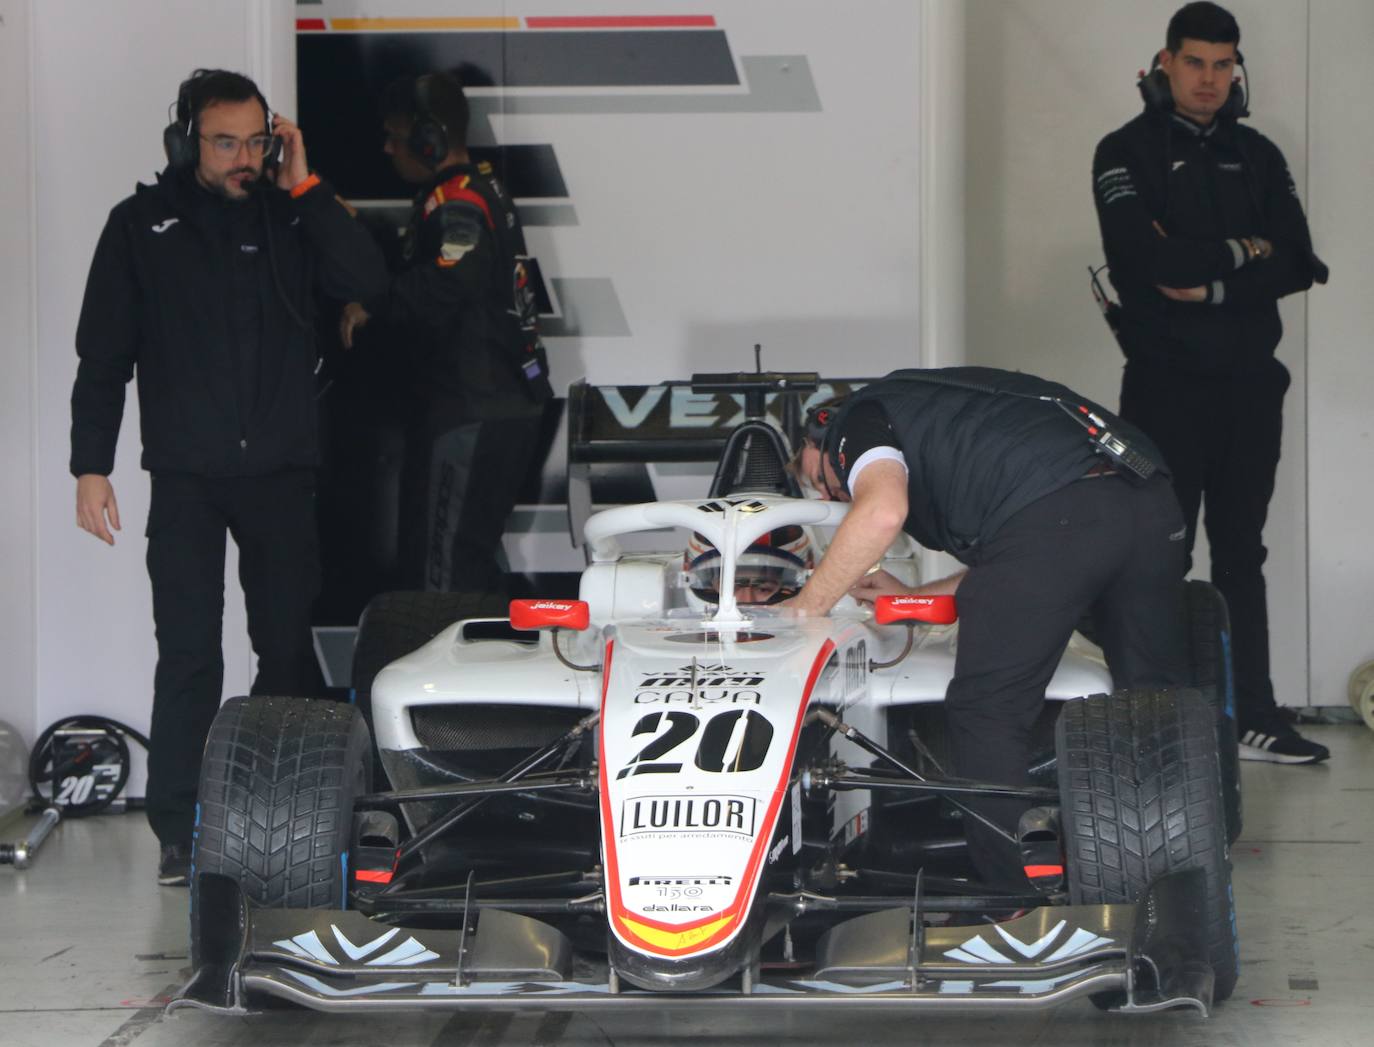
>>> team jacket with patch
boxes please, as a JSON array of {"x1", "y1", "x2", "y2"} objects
[
  {"x1": 1092, "y1": 109, "x2": 1321, "y2": 375},
  {"x1": 71, "y1": 168, "x2": 386, "y2": 477},
  {"x1": 365, "y1": 162, "x2": 552, "y2": 420}
]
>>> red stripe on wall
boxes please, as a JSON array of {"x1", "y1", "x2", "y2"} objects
[
  {"x1": 525, "y1": 15, "x2": 716, "y2": 30},
  {"x1": 296, "y1": 18, "x2": 327, "y2": 31}
]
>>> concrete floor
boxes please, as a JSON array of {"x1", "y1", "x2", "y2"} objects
[{"x1": 1, "y1": 721, "x2": 1370, "y2": 1047}]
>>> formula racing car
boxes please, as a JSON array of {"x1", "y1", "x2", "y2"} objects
[{"x1": 175, "y1": 372, "x2": 1240, "y2": 1018}]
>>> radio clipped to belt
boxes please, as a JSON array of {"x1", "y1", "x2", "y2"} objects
[{"x1": 1051, "y1": 398, "x2": 1158, "y2": 482}]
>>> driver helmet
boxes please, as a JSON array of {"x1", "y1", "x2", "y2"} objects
[{"x1": 683, "y1": 524, "x2": 813, "y2": 606}]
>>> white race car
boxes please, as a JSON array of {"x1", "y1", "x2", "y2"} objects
[{"x1": 176, "y1": 373, "x2": 1239, "y2": 1018}]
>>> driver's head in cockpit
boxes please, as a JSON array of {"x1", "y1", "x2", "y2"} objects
[{"x1": 683, "y1": 526, "x2": 813, "y2": 606}]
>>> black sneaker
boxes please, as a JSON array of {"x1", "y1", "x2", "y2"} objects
[
  {"x1": 1238, "y1": 714, "x2": 1331, "y2": 764},
  {"x1": 158, "y1": 843, "x2": 193, "y2": 886}
]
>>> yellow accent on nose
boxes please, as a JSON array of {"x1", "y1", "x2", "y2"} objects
[{"x1": 619, "y1": 913, "x2": 735, "y2": 952}]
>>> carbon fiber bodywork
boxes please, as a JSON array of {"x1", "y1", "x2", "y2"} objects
[{"x1": 173, "y1": 868, "x2": 1213, "y2": 1015}]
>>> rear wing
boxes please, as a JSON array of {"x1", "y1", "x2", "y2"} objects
[{"x1": 564, "y1": 373, "x2": 877, "y2": 547}]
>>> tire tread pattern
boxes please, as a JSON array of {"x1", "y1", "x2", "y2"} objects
[
  {"x1": 194, "y1": 696, "x2": 370, "y2": 911},
  {"x1": 1057, "y1": 688, "x2": 1238, "y2": 1002}
]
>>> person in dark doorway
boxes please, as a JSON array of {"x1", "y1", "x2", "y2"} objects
[
  {"x1": 786, "y1": 368, "x2": 1190, "y2": 890},
  {"x1": 340, "y1": 72, "x2": 553, "y2": 596},
  {"x1": 70, "y1": 69, "x2": 387, "y2": 886},
  {"x1": 1092, "y1": 2, "x2": 1328, "y2": 763}
]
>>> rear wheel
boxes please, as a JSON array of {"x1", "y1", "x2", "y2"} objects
[
  {"x1": 351, "y1": 591, "x2": 508, "y2": 782},
  {"x1": 192, "y1": 696, "x2": 371, "y2": 964},
  {"x1": 1056, "y1": 688, "x2": 1238, "y2": 1004},
  {"x1": 1185, "y1": 581, "x2": 1242, "y2": 844}
]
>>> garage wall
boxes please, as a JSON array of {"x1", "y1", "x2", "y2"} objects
[
  {"x1": 27, "y1": 0, "x2": 294, "y2": 798},
  {"x1": 17, "y1": 2, "x2": 951, "y2": 788},
  {"x1": 1306, "y1": 0, "x2": 1374, "y2": 703},
  {"x1": 963, "y1": 0, "x2": 1318, "y2": 707},
  {"x1": 0, "y1": 0, "x2": 37, "y2": 814}
]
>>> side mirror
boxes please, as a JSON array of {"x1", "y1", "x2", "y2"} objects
[
  {"x1": 869, "y1": 594, "x2": 957, "y2": 672},
  {"x1": 873, "y1": 594, "x2": 958, "y2": 627},
  {"x1": 509, "y1": 599, "x2": 591, "y2": 632}
]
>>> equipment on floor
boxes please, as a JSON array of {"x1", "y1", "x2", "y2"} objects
[
  {"x1": 1350, "y1": 660, "x2": 1374, "y2": 731},
  {"x1": 0, "y1": 807, "x2": 61, "y2": 869},
  {"x1": 27, "y1": 715, "x2": 149, "y2": 816}
]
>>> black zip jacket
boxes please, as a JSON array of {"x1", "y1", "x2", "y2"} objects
[
  {"x1": 71, "y1": 167, "x2": 386, "y2": 477},
  {"x1": 838, "y1": 368, "x2": 1165, "y2": 564},
  {"x1": 363, "y1": 161, "x2": 552, "y2": 422},
  {"x1": 1092, "y1": 109, "x2": 1319, "y2": 375}
]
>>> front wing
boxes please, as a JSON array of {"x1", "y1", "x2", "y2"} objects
[{"x1": 172, "y1": 870, "x2": 1214, "y2": 1016}]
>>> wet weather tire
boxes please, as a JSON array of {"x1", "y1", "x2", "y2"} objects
[
  {"x1": 1056, "y1": 688, "x2": 1238, "y2": 1004},
  {"x1": 1185, "y1": 581, "x2": 1242, "y2": 844},
  {"x1": 351, "y1": 591, "x2": 507, "y2": 782},
  {"x1": 192, "y1": 696, "x2": 371, "y2": 963}
]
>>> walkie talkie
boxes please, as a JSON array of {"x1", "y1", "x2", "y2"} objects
[{"x1": 1052, "y1": 399, "x2": 1158, "y2": 481}]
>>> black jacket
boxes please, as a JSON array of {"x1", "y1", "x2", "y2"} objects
[
  {"x1": 1093, "y1": 110, "x2": 1320, "y2": 375},
  {"x1": 838, "y1": 368, "x2": 1164, "y2": 564},
  {"x1": 364, "y1": 161, "x2": 552, "y2": 422},
  {"x1": 71, "y1": 168, "x2": 386, "y2": 478}
]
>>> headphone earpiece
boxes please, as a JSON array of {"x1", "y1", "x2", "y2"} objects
[
  {"x1": 408, "y1": 75, "x2": 450, "y2": 168},
  {"x1": 803, "y1": 403, "x2": 836, "y2": 447},
  {"x1": 163, "y1": 78, "x2": 197, "y2": 170}
]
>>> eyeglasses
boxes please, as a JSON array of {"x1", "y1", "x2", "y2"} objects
[{"x1": 200, "y1": 133, "x2": 274, "y2": 158}]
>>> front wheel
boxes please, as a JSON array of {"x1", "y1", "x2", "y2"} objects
[
  {"x1": 191, "y1": 696, "x2": 372, "y2": 964},
  {"x1": 1056, "y1": 688, "x2": 1238, "y2": 1004}
]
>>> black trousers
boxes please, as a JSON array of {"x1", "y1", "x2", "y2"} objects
[
  {"x1": 399, "y1": 414, "x2": 541, "y2": 595},
  {"x1": 947, "y1": 473, "x2": 1190, "y2": 888},
  {"x1": 144, "y1": 470, "x2": 321, "y2": 847},
  {"x1": 1120, "y1": 357, "x2": 1289, "y2": 725}
]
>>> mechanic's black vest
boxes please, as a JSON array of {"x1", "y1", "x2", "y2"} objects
[{"x1": 834, "y1": 368, "x2": 1164, "y2": 563}]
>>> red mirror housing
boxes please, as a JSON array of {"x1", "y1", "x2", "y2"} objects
[
  {"x1": 874, "y1": 594, "x2": 958, "y2": 626},
  {"x1": 509, "y1": 599, "x2": 591, "y2": 632}
]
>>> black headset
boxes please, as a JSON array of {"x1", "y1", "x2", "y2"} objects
[
  {"x1": 407, "y1": 75, "x2": 451, "y2": 168},
  {"x1": 1138, "y1": 48, "x2": 1249, "y2": 120},
  {"x1": 803, "y1": 399, "x2": 844, "y2": 449},
  {"x1": 163, "y1": 69, "x2": 275, "y2": 170}
]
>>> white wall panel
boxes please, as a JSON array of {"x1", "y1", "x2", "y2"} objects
[
  {"x1": 0, "y1": 0, "x2": 38, "y2": 811},
  {"x1": 964, "y1": 0, "x2": 1314, "y2": 706},
  {"x1": 1306, "y1": 0, "x2": 1374, "y2": 705},
  {"x1": 30, "y1": 1, "x2": 294, "y2": 797}
]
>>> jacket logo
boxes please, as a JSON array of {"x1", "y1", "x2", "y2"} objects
[
  {"x1": 150, "y1": 218, "x2": 179, "y2": 234},
  {"x1": 943, "y1": 919, "x2": 1114, "y2": 965},
  {"x1": 1171, "y1": 160, "x2": 1187, "y2": 171}
]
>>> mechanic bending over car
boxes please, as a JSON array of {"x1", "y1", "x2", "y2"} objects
[
  {"x1": 70, "y1": 70, "x2": 387, "y2": 886},
  {"x1": 339, "y1": 72, "x2": 552, "y2": 597},
  {"x1": 1093, "y1": 2, "x2": 1328, "y2": 763},
  {"x1": 787, "y1": 367, "x2": 1191, "y2": 890}
]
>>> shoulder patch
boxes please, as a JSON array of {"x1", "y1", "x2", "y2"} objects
[
  {"x1": 1095, "y1": 165, "x2": 1137, "y2": 206},
  {"x1": 434, "y1": 200, "x2": 484, "y2": 265},
  {"x1": 424, "y1": 175, "x2": 494, "y2": 229}
]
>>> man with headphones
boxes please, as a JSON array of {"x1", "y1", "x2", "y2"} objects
[
  {"x1": 788, "y1": 368, "x2": 1189, "y2": 890},
  {"x1": 340, "y1": 72, "x2": 552, "y2": 595},
  {"x1": 69, "y1": 69, "x2": 385, "y2": 885},
  {"x1": 1092, "y1": 2, "x2": 1328, "y2": 763}
]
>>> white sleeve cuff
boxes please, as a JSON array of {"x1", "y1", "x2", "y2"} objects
[{"x1": 847, "y1": 447, "x2": 908, "y2": 494}]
